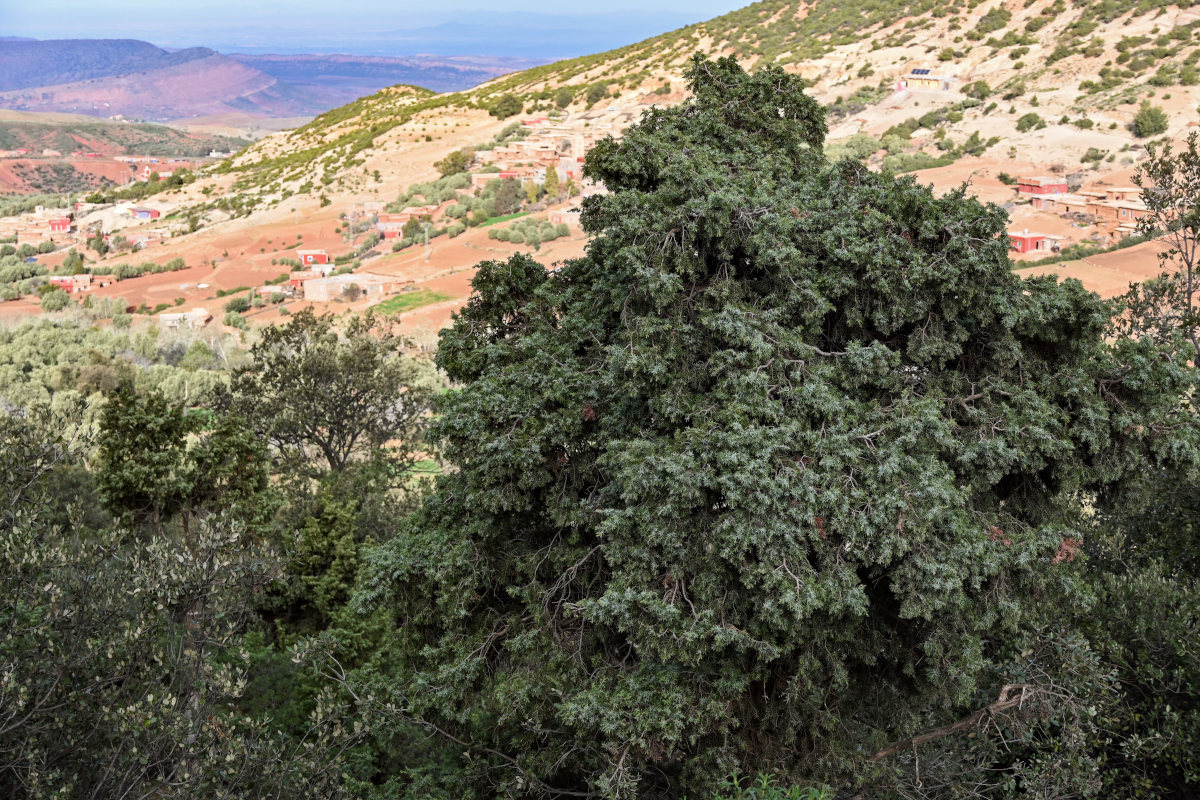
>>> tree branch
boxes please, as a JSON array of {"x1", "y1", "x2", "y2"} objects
[{"x1": 867, "y1": 684, "x2": 1035, "y2": 763}]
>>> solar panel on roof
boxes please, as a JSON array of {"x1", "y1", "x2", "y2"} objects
[{"x1": 912, "y1": 68, "x2": 930, "y2": 75}]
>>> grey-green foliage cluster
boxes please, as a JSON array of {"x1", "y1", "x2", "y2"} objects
[
  {"x1": 0, "y1": 316, "x2": 238, "y2": 417},
  {"x1": 348, "y1": 55, "x2": 1199, "y2": 799},
  {"x1": 0, "y1": 253, "x2": 49, "y2": 298},
  {"x1": 0, "y1": 401, "x2": 352, "y2": 800},
  {"x1": 387, "y1": 171, "x2": 470, "y2": 212},
  {"x1": 474, "y1": 121, "x2": 529, "y2": 152},
  {"x1": 486, "y1": 217, "x2": 569, "y2": 246},
  {"x1": 0, "y1": 307, "x2": 445, "y2": 798}
]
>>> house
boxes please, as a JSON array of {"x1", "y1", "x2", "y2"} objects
[
  {"x1": 548, "y1": 209, "x2": 581, "y2": 227},
  {"x1": 897, "y1": 68, "x2": 952, "y2": 91},
  {"x1": 159, "y1": 308, "x2": 212, "y2": 329},
  {"x1": 376, "y1": 213, "x2": 409, "y2": 239},
  {"x1": 1097, "y1": 222, "x2": 1141, "y2": 243},
  {"x1": 296, "y1": 249, "x2": 330, "y2": 265},
  {"x1": 391, "y1": 205, "x2": 440, "y2": 223},
  {"x1": 1055, "y1": 195, "x2": 1093, "y2": 216},
  {"x1": 1103, "y1": 187, "x2": 1141, "y2": 202},
  {"x1": 470, "y1": 173, "x2": 505, "y2": 189},
  {"x1": 299, "y1": 272, "x2": 404, "y2": 303},
  {"x1": 47, "y1": 217, "x2": 72, "y2": 233},
  {"x1": 1087, "y1": 199, "x2": 1150, "y2": 224},
  {"x1": 130, "y1": 208, "x2": 160, "y2": 220},
  {"x1": 288, "y1": 270, "x2": 324, "y2": 290},
  {"x1": 48, "y1": 274, "x2": 93, "y2": 294},
  {"x1": 1017, "y1": 176, "x2": 1069, "y2": 195},
  {"x1": 1009, "y1": 229, "x2": 1066, "y2": 253}
]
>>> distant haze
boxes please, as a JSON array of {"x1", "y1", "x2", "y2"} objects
[{"x1": 3, "y1": 2, "x2": 746, "y2": 60}]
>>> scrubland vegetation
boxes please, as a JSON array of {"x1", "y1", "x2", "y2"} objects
[{"x1": 4, "y1": 54, "x2": 1200, "y2": 800}]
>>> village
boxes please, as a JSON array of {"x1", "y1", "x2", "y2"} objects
[
  {"x1": 0, "y1": 63, "x2": 1177, "y2": 337},
  {"x1": 0, "y1": 105, "x2": 645, "y2": 336}
]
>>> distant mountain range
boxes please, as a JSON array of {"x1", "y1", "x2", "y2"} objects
[{"x1": 0, "y1": 39, "x2": 541, "y2": 122}]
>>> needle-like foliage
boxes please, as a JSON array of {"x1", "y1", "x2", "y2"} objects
[{"x1": 355, "y1": 56, "x2": 1196, "y2": 798}]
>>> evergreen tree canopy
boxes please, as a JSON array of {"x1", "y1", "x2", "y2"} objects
[{"x1": 356, "y1": 56, "x2": 1196, "y2": 798}]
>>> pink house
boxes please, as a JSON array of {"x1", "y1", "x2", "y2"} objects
[
  {"x1": 1009, "y1": 229, "x2": 1065, "y2": 253},
  {"x1": 296, "y1": 249, "x2": 330, "y2": 265},
  {"x1": 47, "y1": 218, "x2": 72, "y2": 233},
  {"x1": 48, "y1": 274, "x2": 93, "y2": 294},
  {"x1": 1016, "y1": 176, "x2": 1069, "y2": 195}
]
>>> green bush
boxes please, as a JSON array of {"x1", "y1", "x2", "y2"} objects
[
  {"x1": 224, "y1": 296, "x2": 251, "y2": 314},
  {"x1": 1133, "y1": 102, "x2": 1169, "y2": 137},
  {"x1": 1016, "y1": 112, "x2": 1043, "y2": 132},
  {"x1": 489, "y1": 94, "x2": 523, "y2": 118},
  {"x1": 39, "y1": 287, "x2": 71, "y2": 312}
]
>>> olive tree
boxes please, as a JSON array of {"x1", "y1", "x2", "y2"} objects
[
  {"x1": 228, "y1": 308, "x2": 436, "y2": 474},
  {"x1": 1119, "y1": 131, "x2": 1200, "y2": 364},
  {"x1": 0, "y1": 407, "x2": 356, "y2": 799}
]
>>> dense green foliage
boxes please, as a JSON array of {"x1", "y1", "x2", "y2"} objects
[
  {"x1": 1133, "y1": 101, "x2": 1170, "y2": 138},
  {"x1": 347, "y1": 56, "x2": 1200, "y2": 798},
  {"x1": 5, "y1": 53, "x2": 1200, "y2": 800}
]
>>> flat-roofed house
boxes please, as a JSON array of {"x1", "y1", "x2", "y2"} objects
[
  {"x1": 1009, "y1": 229, "x2": 1066, "y2": 253},
  {"x1": 299, "y1": 273, "x2": 404, "y2": 303},
  {"x1": 1017, "y1": 176, "x2": 1069, "y2": 195},
  {"x1": 296, "y1": 249, "x2": 330, "y2": 265},
  {"x1": 897, "y1": 68, "x2": 953, "y2": 91}
]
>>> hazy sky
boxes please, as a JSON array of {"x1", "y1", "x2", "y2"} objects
[{"x1": 2, "y1": 1, "x2": 747, "y2": 57}]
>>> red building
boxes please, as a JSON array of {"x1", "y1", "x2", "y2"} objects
[
  {"x1": 47, "y1": 218, "x2": 72, "y2": 233},
  {"x1": 1016, "y1": 176, "x2": 1069, "y2": 195},
  {"x1": 48, "y1": 274, "x2": 93, "y2": 294},
  {"x1": 296, "y1": 249, "x2": 330, "y2": 265},
  {"x1": 1009, "y1": 229, "x2": 1065, "y2": 253}
]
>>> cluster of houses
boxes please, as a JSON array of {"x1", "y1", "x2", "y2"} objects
[
  {"x1": 47, "y1": 273, "x2": 116, "y2": 295},
  {"x1": 369, "y1": 117, "x2": 607, "y2": 242},
  {"x1": 262, "y1": 249, "x2": 401, "y2": 302},
  {"x1": 1008, "y1": 176, "x2": 1151, "y2": 252},
  {"x1": 0, "y1": 206, "x2": 77, "y2": 246},
  {"x1": 473, "y1": 117, "x2": 607, "y2": 195}
]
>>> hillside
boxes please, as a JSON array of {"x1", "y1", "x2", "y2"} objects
[
  {"x1": 0, "y1": 39, "x2": 533, "y2": 124},
  {"x1": 0, "y1": 113, "x2": 247, "y2": 157},
  {"x1": 6, "y1": 0, "x2": 1200, "y2": 338},
  {"x1": 0, "y1": 39, "x2": 212, "y2": 92},
  {"x1": 216, "y1": 0, "x2": 1200, "y2": 206},
  {"x1": 0, "y1": 111, "x2": 248, "y2": 194}
]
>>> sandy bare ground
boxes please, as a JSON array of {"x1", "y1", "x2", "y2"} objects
[{"x1": 1015, "y1": 240, "x2": 1171, "y2": 298}]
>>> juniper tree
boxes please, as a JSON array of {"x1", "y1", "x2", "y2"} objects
[{"x1": 354, "y1": 56, "x2": 1195, "y2": 798}]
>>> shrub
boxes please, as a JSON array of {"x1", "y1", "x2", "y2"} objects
[
  {"x1": 1016, "y1": 113, "x2": 1043, "y2": 132},
  {"x1": 39, "y1": 287, "x2": 71, "y2": 312},
  {"x1": 1133, "y1": 102, "x2": 1169, "y2": 137},
  {"x1": 963, "y1": 80, "x2": 991, "y2": 99},
  {"x1": 489, "y1": 94, "x2": 523, "y2": 118},
  {"x1": 224, "y1": 296, "x2": 251, "y2": 314}
]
